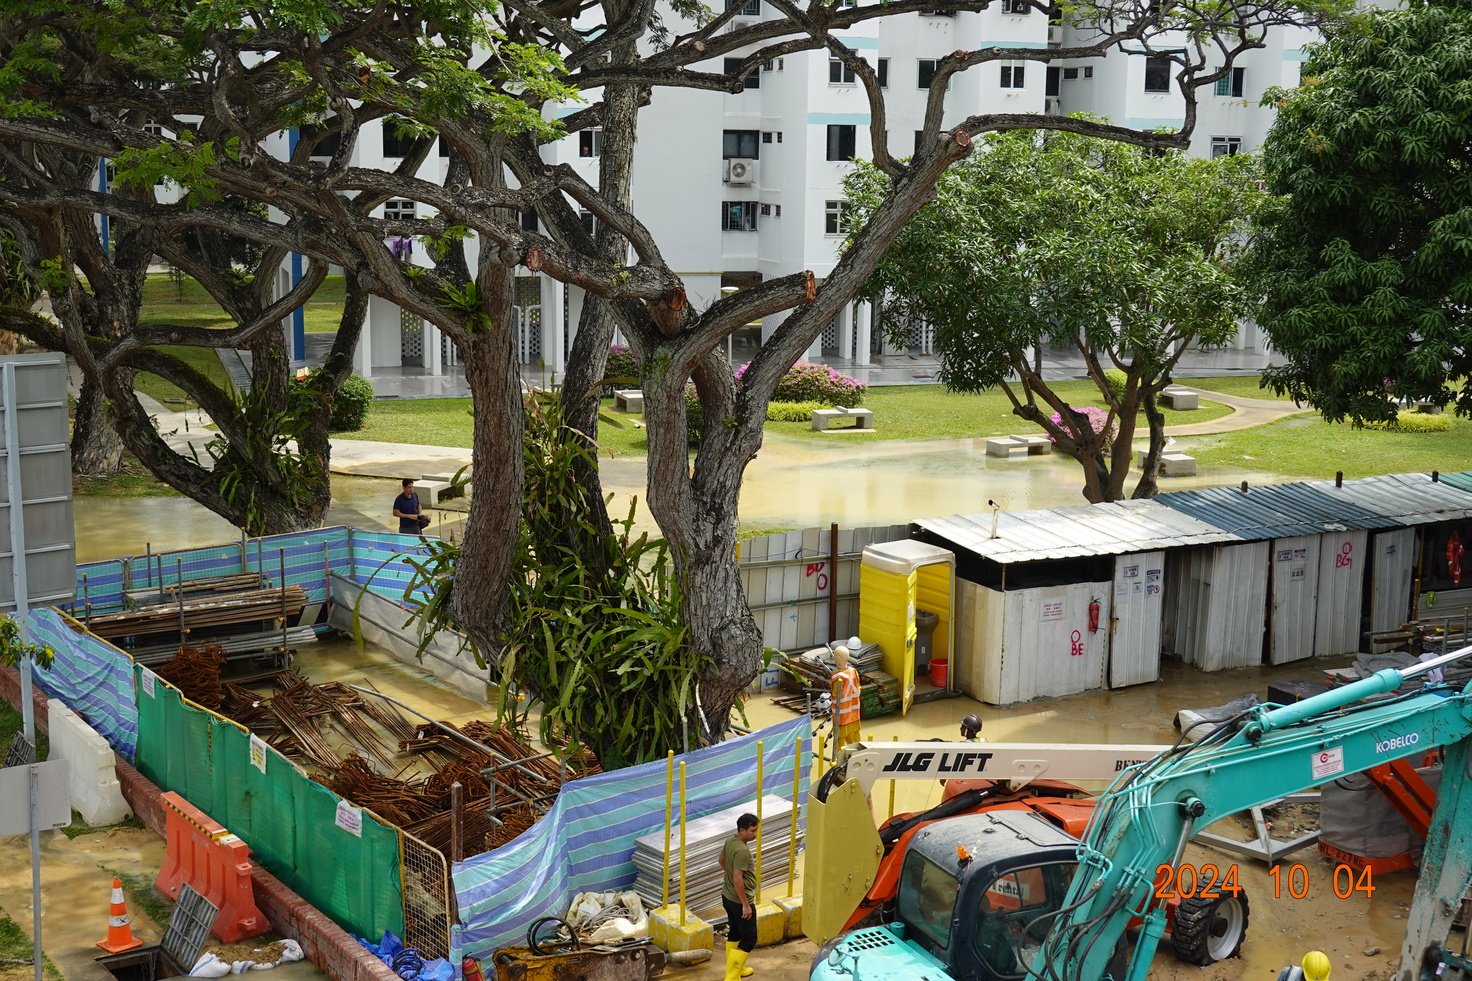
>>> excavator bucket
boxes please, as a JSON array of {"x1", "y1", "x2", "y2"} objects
[{"x1": 802, "y1": 778, "x2": 884, "y2": 946}]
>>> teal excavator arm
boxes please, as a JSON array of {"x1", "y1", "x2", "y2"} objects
[{"x1": 1034, "y1": 646, "x2": 1472, "y2": 981}]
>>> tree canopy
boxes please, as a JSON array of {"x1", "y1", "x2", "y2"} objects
[
  {"x1": 847, "y1": 128, "x2": 1265, "y2": 501},
  {"x1": 1247, "y1": 0, "x2": 1472, "y2": 422}
]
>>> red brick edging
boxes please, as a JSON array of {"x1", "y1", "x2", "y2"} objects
[{"x1": 2, "y1": 667, "x2": 399, "y2": 981}]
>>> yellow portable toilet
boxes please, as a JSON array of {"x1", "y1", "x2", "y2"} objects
[{"x1": 858, "y1": 540, "x2": 956, "y2": 714}]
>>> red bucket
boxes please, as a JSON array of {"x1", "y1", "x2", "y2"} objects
[{"x1": 928, "y1": 659, "x2": 949, "y2": 688}]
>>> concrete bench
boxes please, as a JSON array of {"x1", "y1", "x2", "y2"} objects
[
  {"x1": 812, "y1": 407, "x2": 876, "y2": 432},
  {"x1": 1009, "y1": 434, "x2": 1052, "y2": 455},
  {"x1": 985, "y1": 437, "x2": 1028, "y2": 459},
  {"x1": 614, "y1": 389, "x2": 645, "y2": 413},
  {"x1": 423, "y1": 472, "x2": 471, "y2": 498},
  {"x1": 1161, "y1": 387, "x2": 1199, "y2": 410},
  {"x1": 415, "y1": 479, "x2": 454, "y2": 506},
  {"x1": 1161, "y1": 452, "x2": 1197, "y2": 477}
]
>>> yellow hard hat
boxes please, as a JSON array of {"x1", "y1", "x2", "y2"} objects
[{"x1": 1301, "y1": 950, "x2": 1331, "y2": 981}]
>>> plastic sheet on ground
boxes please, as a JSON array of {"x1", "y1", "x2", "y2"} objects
[
  {"x1": 1173, "y1": 693, "x2": 1260, "y2": 742},
  {"x1": 358, "y1": 931, "x2": 454, "y2": 981}
]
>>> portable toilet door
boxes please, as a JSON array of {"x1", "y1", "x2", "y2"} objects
[
  {"x1": 1314, "y1": 528, "x2": 1369, "y2": 657},
  {"x1": 1368, "y1": 528, "x2": 1416, "y2": 651},
  {"x1": 1269, "y1": 536, "x2": 1321, "y2": 663},
  {"x1": 858, "y1": 540, "x2": 956, "y2": 715},
  {"x1": 1109, "y1": 551, "x2": 1165, "y2": 687}
]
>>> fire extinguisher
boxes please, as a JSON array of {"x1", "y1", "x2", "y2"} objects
[
  {"x1": 463, "y1": 956, "x2": 487, "y2": 981},
  {"x1": 1088, "y1": 597, "x2": 1101, "y2": 633},
  {"x1": 1448, "y1": 531, "x2": 1465, "y2": 587}
]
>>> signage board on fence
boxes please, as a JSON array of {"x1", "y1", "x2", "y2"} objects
[
  {"x1": 0, "y1": 353, "x2": 76, "y2": 612},
  {"x1": 0, "y1": 759, "x2": 71, "y2": 834}
]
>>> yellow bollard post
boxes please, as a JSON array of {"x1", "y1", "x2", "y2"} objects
[
  {"x1": 816, "y1": 733, "x2": 826, "y2": 777},
  {"x1": 661, "y1": 751, "x2": 674, "y2": 910},
  {"x1": 774, "y1": 737, "x2": 805, "y2": 939},
  {"x1": 650, "y1": 756, "x2": 710, "y2": 955}
]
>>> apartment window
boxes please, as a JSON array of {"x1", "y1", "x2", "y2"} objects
[
  {"x1": 1143, "y1": 55, "x2": 1171, "y2": 93},
  {"x1": 825, "y1": 200, "x2": 851, "y2": 236},
  {"x1": 838, "y1": 0, "x2": 857, "y2": 6},
  {"x1": 579, "y1": 210, "x2": 596, "y2": 236},
  {"x1": 1000, "y1": 62, "x2": 1025, "y2": 89},
  {"x1": 383, "y1": 199, "x2": 417, "y2": 220},
  {"x1": 918, "y1": 59, "x2": 937, "y2": 89},
  {"x1": 776, "y1": 132, "x2": 784, "y2": 143},
  {"x1": 1004, "y1": 0, "x2": 1030, "y2": 12},
  {"x1": 724, "y1": 58, "x2": 760, "y2": 89},
  {"x1": 760, "y1": 203, "x2": 772, "y2": 216},
  {"x1": 878, "y1": 58, "x2": 889, "y2": 88},
  {"x1": 774, "y1": 204, "x2": 782, "y2": 217},
  {"x1": 723, "y1": 130, "x2": 761, "y2": 159},
  {"x1": 1210, "y1": 136, "x2": 1242, "y2": 158},
  {"x1": 1215, "y1": 66, "x2": 1246, "y2": 97},
  {"x1": 1063, "y1": 67, "x2": 1079, "y2": 80},
  {"x1": 914, "y1": 130, "x2": 926, "y2": 155},
  {"x1": 829, "y1": 58, "x2": 856, "y2": 84},
  {"x1": 762, "y1": 131, "x2": 774, "y2": 144},
  {"x1": 579, "y1": 129, "x2": 603, "y2": 158},
  {"x1": 1046, "y1": 65, "x2": 1060, "y2": 96},
  {"x1": 438, "y1": 137, "x2": 451, "y2": 158},
  {"x1": 826, "y1": 124, "x2": 857, "y2": 161},
  {"x1": 382, "y1": 125, "x2": 416, "y2": 158},
  {"x1": 1083, "y1": 66, "x2": 1094, "y2": 78},
  {"x1": 721, "y1": 201, "x2": 758, "y2": 231},
  {"x1": 727, "y1": 0, "x2": 760, "y2": 14},
  {"x1": 300, "y1": 124, "x2": 342, "y2": 158},
  {"x1": 521, "y1": 208, "x2": 539, "y2": 232}
]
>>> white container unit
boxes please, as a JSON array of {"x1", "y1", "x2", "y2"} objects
[{"x1": 1162, "y1": 541, "x2": 1270, "y2": 671}]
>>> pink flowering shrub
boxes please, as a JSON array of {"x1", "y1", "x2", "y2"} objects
[
  {"x1": 604, "y1": 345, "x2": 640, "y2": 384},
  {"x1": 1047, "y1": 406, "x2": 1117, "y2": 451},
  {"x1": 735, "y1": 360, "x2": 867, "y2": 406}
]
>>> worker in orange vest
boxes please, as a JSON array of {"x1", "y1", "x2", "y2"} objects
[{"x1": 830, "y1": 645, "x2": 862, "y2": 752}]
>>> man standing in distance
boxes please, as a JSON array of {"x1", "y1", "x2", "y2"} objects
[
  {"x1": 719, "y1": 813, "x2": 759, "y2": 980},
  {"x1": 393, "y1": 478, "x2": 427, "y2": 535}
]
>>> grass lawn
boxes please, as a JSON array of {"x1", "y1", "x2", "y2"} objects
[
  {"x1": 0, "y1": 702, "x2": 48, "y2": 760},
  {"x1": 141, "y1": 271, "x2": 346, "y2": 333},
  {"x1": 1188, "y1": 413, "x2": 1472, "y2": 479},
  {"x1": 1179, "y1": 374, "x2": 1285, "y2": 400},
  {"x1": 130, "y1": 343, "x2": 236, "y2": 409},
  {"x1": 0, "y1": 912, "x2": 62, "y2": 981},
  {"x1": 343, "y1": 384, "x2": 1232, "y2": 456},
  {"x1": 73, "y1": 459, "x2": 181, "y2": 498}
]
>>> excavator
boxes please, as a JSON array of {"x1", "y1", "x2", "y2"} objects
[{"x1": 805, "y1": 645, "x2": 1472, "y2": 981}]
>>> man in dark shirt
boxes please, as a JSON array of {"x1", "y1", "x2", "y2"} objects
[{"x1": 392, "y1": 479, "x2": 426, "y2": 534}]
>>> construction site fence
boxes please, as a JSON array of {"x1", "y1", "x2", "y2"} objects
[
  {"x1": 25, "y1": 607, "x2": 139, "y2": 760},
  {"x1": 66, "y1": 526, "x2": 436, "y2": 617},
  {"x1": 450, "y1": 716, "x2": 813, "y2": 964},
  {"x1": 738, "y1": 524, "x2": 908, "y2": 659},
  {"x1": 133, "y1": 666, "x2": 406, "y2": 943}
]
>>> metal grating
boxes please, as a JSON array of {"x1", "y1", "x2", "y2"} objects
[
  {"x1": 162, "y1": 885, "x2": 220, "y2": 968},
  {"x1": 400, "y1": 307, "x2": 424, "y2": 363},
  {"x1": 3, "y1": 733, "x2": 35, "y2": 768},
  {"x1": 401, "y1": 829, "x2": 452, "y2": 960}
]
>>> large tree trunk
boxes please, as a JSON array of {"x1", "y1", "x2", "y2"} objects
[
  {"x1": 643, "y1": 355, "x2": 764, "y2": 743},
  {"x1": 448, "y1": 278, "x2": 524, "y2": 653},
  {"x1": 71, "y1": 373, "x2": 123, "y2": 475}
]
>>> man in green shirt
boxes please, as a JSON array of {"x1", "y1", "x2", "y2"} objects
[{"x1": 718, "y1": 813, "x2": 759, "y2": 981}]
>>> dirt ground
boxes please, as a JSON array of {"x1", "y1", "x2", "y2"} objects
[{"x1": 1, "y1": 644, "x2": 1456, "y2": 979}]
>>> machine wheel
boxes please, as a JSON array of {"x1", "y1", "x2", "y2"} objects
[{"x1": 1171, "y1": 891, "x2": 1250, "y2": 965}]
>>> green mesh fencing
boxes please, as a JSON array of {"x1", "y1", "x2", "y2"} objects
[{"x1": 135, "y1": 669, "x2": 405, "y2": 941}]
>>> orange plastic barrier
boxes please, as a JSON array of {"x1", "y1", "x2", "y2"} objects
[{"x1": 155, "y1": 791, "x2": 269, "y2": 943}]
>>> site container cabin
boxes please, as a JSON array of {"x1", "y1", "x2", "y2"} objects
[
  {"x1": 1155, "y1": 483, "x2": 1393, "y2": 665},
  {"x1": 911, "y1": 500, "x2": 1236, "y2": 705}
]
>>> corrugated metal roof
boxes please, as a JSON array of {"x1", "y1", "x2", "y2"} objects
[
  {"x1": 1152, "y1": 482, "x2": 1394, "y2": 539},
  {"x1": 1438, "y1": 471, "x2": 1472, "y2": 495},
  {"x1": 913, "y1": 499, "x2": 1241, "y2": 564},
  {"x1": 1303, "y1": 473, "x2": 1472, "y2": 526}
]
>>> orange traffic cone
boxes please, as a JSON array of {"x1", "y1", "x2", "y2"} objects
[{"x1": 97, "y1": 877, "x2": 144, "y2": 953}]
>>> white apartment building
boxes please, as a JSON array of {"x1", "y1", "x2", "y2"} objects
[{"x1": 286, "y1": 4, "x2": 1319, "y2": 380}]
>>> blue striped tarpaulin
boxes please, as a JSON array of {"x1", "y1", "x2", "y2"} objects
[
  {"x1": 25, "y1": 608, "x2": 138, "y2": 760},
  {"x1": 451, "y1": 718, "x2": 812, "y2": 962}
]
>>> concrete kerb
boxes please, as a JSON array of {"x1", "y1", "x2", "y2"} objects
[{"x1": 0, "y1": 666, "x2": 399, "y2": 981}]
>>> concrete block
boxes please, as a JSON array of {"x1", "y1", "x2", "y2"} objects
[
  {"x1": 773, "y1": 895, "x2": 803, "y2": 940},
  {"x1": 415, "y1": 479, "x2": 453, "y2": 505},
  {"x1": 649, "y1": 906, "x2": 712, "y2": 954},
  {"x1": 754, "y1": 901, "x2": 785, "y2": 947},
  {"x1": 615, "y1": 390, "x2": 645, "y2": 413},
  {"x1": 46, "y1": 698, "x2": 130, "y2": 826},
  {"x1": 1161, "y1": 452, "x2": 1197, "y2": 477},
  {"x1": 1010, "y1": 434, "x2": 1052, "y2": 454},
  {"x1": 1161, "y1": 387, "x2": 1199, "y2": 410},
  {"x1": 985, "y1": 438, "x2": 1027, "y2": 459}
]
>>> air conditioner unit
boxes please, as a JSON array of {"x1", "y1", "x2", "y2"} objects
[
  {"x1": 1044, "y1": 96, "x2": 1062, "y2": 114},
  {"x1": 1005, "y1": 0, "x2": 1030, "y2": 13},
  {"x1": 1047, "y1": 24, "x2": 1063, "y2": 44},
  {"x1": 725, "y1": 158, "x2": 756, "y2": 185}
]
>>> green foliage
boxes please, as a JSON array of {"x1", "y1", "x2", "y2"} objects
[
  {"x1": 329, "y1": 374, "x2": 375, "y2": 432},
  {"x1": 765, "y1": 400, "x2": 823, "y2": 422},
  {"x1": 0, "y1": 229, "x2": 37, "y2": 309},
  {"x1": 0, "y1": 614, "x2": 55, "y2": 671},
  {"x1": 1246, "y1": 0, "x2": 1472, "y2": 424},
  {"x1": 393, "y1": 393, "x2": 705, "y2": 769},
  {"x1": 684, "y1": 382, "x2": 702, "y2": 447},
  {"x1": 1360, "y1": 411, "x2": 1454, "y2": 434},
  {"x1": 1103, "y1": 369, "x2": 1129, "y2": 402},
  {"x1": 206, "y1": 375, "x2": 325, "y2": 536},
  {"x1": 438, "y1": 279, "x2": 493, "y2": 332},
  {"x1": 112, "y1": 133, "x2": 239, "y2": 203}
]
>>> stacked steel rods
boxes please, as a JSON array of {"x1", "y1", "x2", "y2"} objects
[{"x1": 158, "y1": 650, "x2": 598, "y2": 861}]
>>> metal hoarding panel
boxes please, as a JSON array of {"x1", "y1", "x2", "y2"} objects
[
  {"x1": 0, "y1": 353, "x2": 75, "y2": 611},
  {"x1": 1314, "y1": 528, "x2": 1368, "y2": 657},
  {"x1": 954, "y1": 578, "x2": 998, "y2": 702},
  {"x1": 1369, "y1": 528, "x2": 1416, "y2": 651},
  {"x1": 1205, "y1": 542, "x2": 1269, "y2": 670},
  {"x1": 997, "y1": 581, "x2": 1109, "y2": 704},
  {"x1": 1109, "y1": 551, "x2": 1164, "y2": 688},
  {"x1": 1269, "y1": 535, "x2": 1319, "y2": 664}
]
